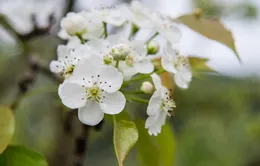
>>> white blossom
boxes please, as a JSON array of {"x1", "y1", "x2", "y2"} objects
[
  {"x1": 162, "y1": 43, "x2": 192, "y2": 89},
  {"x1": 145, "y1": 73, "x2": 175, "y2": 136},
  {"x1": 90, "y1": 6, "x2": 127, "y2": 26},
  {"x1": 49, "y1": 39, "x2": 90, "y2": 78},
  {"x1": 58, "y1": 12, "x2": 103, "y2": 40},
  {"x1": 125, "y1": 1, "x2": 181, "y2": 44},
  {"x1": 122, "y1": 1, "x2": 153, "y2": 28},
  {"x1": 148, "y1": 13, "x2": 182, "y2": 44},
  {"x1": 88, "y1": 35, "x2": 154, "y2": 78},
  {"x1": 58, "y1": 55, "x2": 126, "y2": 126}
]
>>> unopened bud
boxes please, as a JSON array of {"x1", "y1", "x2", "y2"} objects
[
  {"x1": 103, "y1": 54, "x2": 114, "y2": 65},
  {"x1": 147, "y1": 41, "x2": 160, "y2": 55},
  {"x1": 110, "y1": 43, "x2": 131, "y2": 60},
  {"x1": 140, "y1": 81, "x2": 154, "y2": 93},
  {"x1": 61, "y1": 12, "x2": 86, "y2": 36}
]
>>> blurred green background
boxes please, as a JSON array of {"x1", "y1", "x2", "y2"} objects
[{"x1": 0, "y1": 0, "x2": 260, "y2": 166}]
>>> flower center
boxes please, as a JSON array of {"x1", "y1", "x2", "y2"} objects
[
  {"x1": 103, "y1": 54, "x2": 114, "y2": 65},
  {"x1": 86, "y1": 84, "x2": 103, "y2": 102},
  {"x1": 125, "y1": 55, "x2": 134, "y2": 66},
  {"x1": 62, "y1": 65, "x2": 74, "y2": 78},
  {"x1": 160, "y1": 92, "x2": 175, "y2": 116},
  {"x1": 110, "y1": 43, "x2": 132, "y2": 60},
  {"x1": 174, "y1": 56, "x2": 189, "y2": 69}
]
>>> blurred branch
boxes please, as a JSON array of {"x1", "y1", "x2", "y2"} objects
[
  {"x1": 10, "y1": 53, "x2": 60, "y2": 110},
  {"x1": 74, "y1": 125, "x2": 90, "y2": 166},
  {"x1": 65, "y1": 0, "x2": 75, "y2": 15},
  {"x1": 0, "y1": 13, "x2": 55, "y2": 45},
  {"x1": 18, "y1": 14, "x2": 55, "y2": 41}
]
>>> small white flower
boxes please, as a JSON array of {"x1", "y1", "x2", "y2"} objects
[
  {"x1": 140, "y1": 81, "x2": 153, "y2": 94},
  {"x1": 88, "y1": 35, "x2": 154, "y2": 78},
  {"x1": 49, "y1": 40, "x2": 90, "y2": 78},
  {"x1": 58, "y1": 55, "x2": 126, "y2": 126},
  {"x1": 145, "y1": 74, "x2": 175, "y2": 136},
  {"x1": 90, "y1": 6, "x2": 127, "y2": 26},
  {"x1": 125, "y1": 1, "x2": 181, "y2": 44},
  {"x1": 123, "y1": 1, "x2": 153, "y2": 28},
  {"x1": 162, "y1": 43, "x2": 192, "y2": 89},
  {"x1": 149, "y1": 13, "x2": 182, "y2": 44},
  {"x1": 58, "y1": 12, "x2": 103, "y2": 40}
]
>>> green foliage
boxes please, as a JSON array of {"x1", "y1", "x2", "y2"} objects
[
  {"x1": 0, "y1": 145, "x2": 48, "y2": 166},
  {"x1": 0, "y1": 107, "x2": 15, "y2": 154},
  {"x1": 177, "y1": 14, "x2": 241, "y2": 62},
  {"x1": 194, "y1": 0, "x2": 222, "y2": 17},
  {"x1": 135, "y1": 120, "x2": 175, "y2": 166},
  {"x1": 113, "y1": 115, "x2": 138, "y2": 166},
  {"x1": 189, "y1": 57, "x2": 215, "y2": 73}
]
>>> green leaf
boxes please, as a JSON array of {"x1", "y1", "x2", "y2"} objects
[
  {"x1": 0, "y1": 107, "x2": 15, "y2": 154},
  {"x1": 177, "y1": 13, "x2": 241, "y2": 62},
  {"x1": 0, "y1": 145, "x2": 48, "y2": 166},
  {"x1": 189, "y1": 57, "x2": 216, "y2": 73},
  {"x1": 113, "y1": 116, "x2": 138, "y2": 166},
  {"x1": 136, "y1": 120, "x2": 175, "y2": 166}
]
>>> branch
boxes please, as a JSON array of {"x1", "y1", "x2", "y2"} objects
[
  {"x1": 10, "y1": 53, "x2": 60, "y2": 110},
  {"x1": 18, "y1": 14, "x2": 55, "y2": 41},
  {"x1": 65, "y1": 0, "x2": 75, "y2": 15}
]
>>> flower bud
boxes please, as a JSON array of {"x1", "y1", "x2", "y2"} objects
[
  {"x1": 61, "y1": 12, "x2": 87, "y2": 36},
  {"x1": 147, "y1": 41, "x2": 160, "y2": 55},
  {"x1": 140, "y1": 81, "x2": 154, "y2": 94},
  {"x1": 103, "y1": 54, "x2": 114, "y2": 65},
  {"x1": 110, "y1": 44, "x2": 132, "y2": 60}
]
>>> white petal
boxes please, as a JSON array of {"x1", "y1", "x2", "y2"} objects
[
  {"x1": 134, "y1": 59, "x2": 154, "y2": 74},
  {"x1": 151, "y1": 73, "x2": 162, "y2": 90},
  {"x1": 72, "y1": 55, "x2": 103, "y2": 78},
  {"x1": 99, "y1": 91, "x2": 126, "y2": 115},
  {"x1": 57, "y1": 45, "x2": 69, "y2": 60},
  {"x1": 180, "y1": 66, "x2": 192, "y2": 82},
  {"x1": 145, "y1": 112, "x2": 167, "y2": 136},
  {"x1": 146, "y1": 114, "x2": 161, "y2": 136},
  {"x1": 131, "y1": 40, "x2": 147, "y2": 55},
  {"x1": 147, "y1": 89, "x2": 162, "y2": 116},
  {"x1": 174, "y1": 72, "x2": 189, "y2": 89},
  {"x1": 106, "y1": 34, "x2": 123, "y2": 45},
  {"x1": 105, "y1": 12, "x2": 126, "y2": 26},
  {"x1": 163, "y1": 24, "x2": 182, "y2": 44},
  {"x1": 118, "y1": 61, "x2": 137, "y2": 78},
  {"x1": 78, "y1": 101, "x2": 104, "y2": 126},
  {"x1": 58, "y1": 82, "x2": 86, "y2": 109},
  {"x1": 145, "y1": 115, "x2": 157, "y2": 128},
  {"x1": 66, "y1": 37, "x2": 81, "y2": 48},
  {"x1": 157, "y1": 111, "x2": 167, "y2": 126},
  {"x1": 98, "y1": 66, "x2": 123, "y2": 93},
  {"x1": 162, "y1": 47, "x2": 177, "y2": 73},
  {"x1": 58, "y1": 29, "x2": 71, "y2": 39},
  {"x1": 50, "y1": 61, "x2": 63, "y2": 73}
]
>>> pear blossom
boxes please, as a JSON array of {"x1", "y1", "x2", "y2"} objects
[
  {"x1": 145, "y1": 74, "x2": 175, "y2": 136},
  {"x1": 162, "y1": 44, "x2": 192, "y2": 89},
  {"x1": 88, "y1": 35, "x2": 154, "y2": 78},
  {"x1": 123, "y1": 1, "x2": 153, "y2": 28},
  {"x1": 90, "y1": 6, "x2": 127, "y2": 26},
  {"x1": 58, "y1": 12, "x2": 103, "y2": 40},
  {"x1": 49, "y1": 40, "x2": 90, "y2": 78},
  {"x1": 58, "y1": 55, "x2": 126, "y2": 126},
  {"x1": 125, "y1": 1, "x2": 181, "y2": 44},
  {"x1": 148, "y1": 13, "x2": 182, "y2": 44}
]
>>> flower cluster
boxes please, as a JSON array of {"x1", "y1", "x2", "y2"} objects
[{"x1": 50, "y1": 1, "x2": 192, "y2": 136}]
